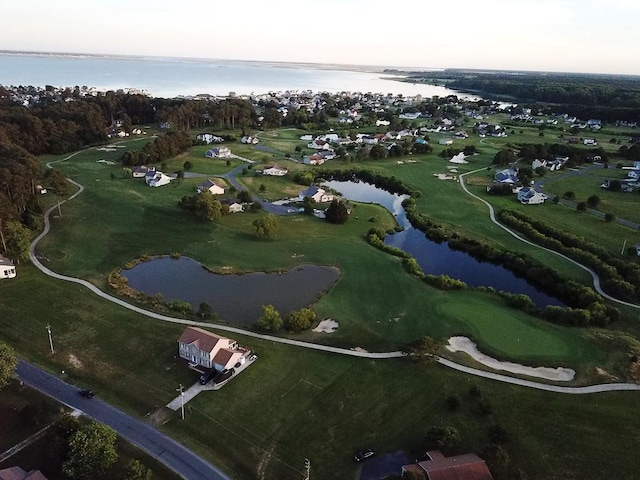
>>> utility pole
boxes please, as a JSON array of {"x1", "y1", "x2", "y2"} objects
[
  {"x1": 46, "y1": 324, "x2": 54, "y2": 354},
  {"x1": 303, "y1": 458, "x2": 310, "y2": 480},
  {"x1": 177, "y1": 384, "x2": 185, "y2": 420}
]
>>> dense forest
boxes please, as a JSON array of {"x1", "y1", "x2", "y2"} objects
[
  {"x1": 405, "y1": 71, "x2": 640, "y2": 122},
  {"x1": 0, "y1": 87, "x2": 257, "y2": 261}
]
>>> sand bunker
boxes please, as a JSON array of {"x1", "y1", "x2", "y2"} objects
[
  {"x1": 96, "y1": 159, "x2": 116, "y2": 165},
  {"x1": 312, "y1": 318, "x2": 339, "y2": 333},
  {"x1": 449, "y1": 153, "x2": 468, "y2": 164},
  {"x1": 434, "y1": 173, "x2": 457, "y2": 180},
  {"x1": 445, "y1": 336, "x2": 575, "y2": 381}
]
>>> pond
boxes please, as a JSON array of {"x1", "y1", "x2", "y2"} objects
[
  {"x1": 121, "y1": 257, "x2": 340, "y2": 326},
  {"x1": 323, "y1": 180, "x2": 563, "y2": 307}
]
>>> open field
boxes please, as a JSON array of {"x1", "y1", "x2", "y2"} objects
[{"x1": 3, "y1": 126, "x2": 640, "y2": 479}]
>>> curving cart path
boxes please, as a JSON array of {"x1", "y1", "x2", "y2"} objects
[
  {"x1": 27, "y1": 152, "x2": 640, "y2": 394},
  {"x1": 458, "y1": 168, "x2": 640, "y2": 310}
]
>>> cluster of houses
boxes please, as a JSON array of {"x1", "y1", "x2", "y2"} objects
[
  {"x1": 488, "y1": 158, "x2": 569, "y2": 204},
  {"x1": 510, "y1": 109, "x2": 603, "y2": 131},
  {"x1": 602, "y1": 161, "x2": 640, "y2": 193}
]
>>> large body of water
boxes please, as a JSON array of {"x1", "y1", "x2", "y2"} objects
[
  {"x1": 323, "y1": 180, "x2": 563, "y2": 307},
  {"x1": 0, "y1": 53, "x2": 472, "y2": 99}
]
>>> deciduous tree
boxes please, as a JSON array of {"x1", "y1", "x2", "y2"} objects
[
  {"x1": 0, "y1": 343, "x2": 17, "y2": 390},
  {"x1": 253, "y1": 214, "x2": 278, "y2": 240},
  {"x1": 63, "y1": 422, "x2": 118, "y2": 479},
  {"x1": 256, "y1": 304, "x2": 283, "y2": 332}
]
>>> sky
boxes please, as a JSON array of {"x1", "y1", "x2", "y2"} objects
[{"x1": 2, "y1": 0, "x2": 640, "y2": 75}]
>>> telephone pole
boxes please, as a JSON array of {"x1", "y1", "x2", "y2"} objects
[
  {"x1": 177, "y1": 384, "x2": 185, "y2": 420},
  {"x1": 46, "y1": 324, "x2": 54, "y2": 354},
  {"x1": 303, "y1": 458, "x2": 310, "y2": 480}
]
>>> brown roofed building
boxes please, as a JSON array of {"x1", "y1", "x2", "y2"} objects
[
  {"x1": 177, "y1": 327, "x2": 239, "y2": 370},
  {"x1": 401, "y1": 451, "x2": 493, "y2": 480},
  {"x1": 0, "y1": 467, "x2": 48, "y2": 480}
]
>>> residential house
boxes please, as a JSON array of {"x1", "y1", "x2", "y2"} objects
[
  {"x1": 196, "y1": 133, "x2": 224, "y2": 144},
  {"x1": 308, "y1": 139, "x2": 332, "y2": 150},
  {"x1": 438, "y1": 139, "x2": 453, "y2": 145},
  {"x1": 197, "y1": 178, "x2": 226, "y2": 195},
  {"x1": 627, "y1": 170, "x2": 640, "y2": 180},
  {"x1": 263, "y1": 165, "x2": 289, "y2": 176},
  {"x1": 583, "y1": 138, "x2": 598, "y2": 145},
  {"x1": 205, "y1": 146, "x2": 231, "y2": 158},
  {"x1": 0, "y1": 255, "x2": 16, "y2": 279},
  {"x1": 636, "y1": 243, "x2": 640, "y2": 256},
  {"x1": 146, "y1": 171, "x2": 172, "y2": 187},
  {"x1": 177, "y1": 327, "x2": 243, "y2": 371},
  {"x1": 299, "y1": 134, "x2": 313, "y2": 141},
  {"x1": 132, "y1": 165, "x2": 155, "y2": 178},
  {"x1": 401, "y1": 450, "x2": 493, "y2": 480},
  {"x1": 531, "y1": 159, "x2": 547, "y2": 170},
  {"x1": 220, "y1": 197, "x2": 244, "y2": 213},
  {"x1": 376, "y1": 120, "x2": 391, "y2": 127},
  {"x1": 454, "y1": 130, "x2": 469, "y2": 139},
  {"x1": 362, "y1": 135, "x2": 378, "y2": 145},
  {"x1": 518, "y1": 186, "x2": 547, "y2": 205},
  {"x1": 302, "y1": 153, "x2": 326, "y2": 166},
  {"x1": 300, "y1": 185, "x2": 334, "y2": 203},
  {"x1": 494, "y1": 168, "x2": 519, "y2": 184},
  {"x1": 399, "y1": 112, "x2": 421, "y2": 120},
  {"x1": 241, "y1": 135, "x2": 259, "y2": 144}
]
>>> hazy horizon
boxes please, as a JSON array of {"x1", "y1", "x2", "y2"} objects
[{"x1": 3, "y1": 0, "x2": 639, "y2": 76}]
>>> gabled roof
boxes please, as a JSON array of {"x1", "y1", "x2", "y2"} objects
[
  {"x1": 178, "y1": 327, "x2": 228, "y2": 354},
  {"x1": 301, "y1": 185, "x2": 323, "y2": 197},
  {"x1": 0, "y1": 255, "x2": 14, "y2": 267},
  {"x1": 0, "y1": 467, "x2": 48, "y2": 480},
  {"x1": 403, "y1": 451, "x2": 493, "y2": 480}
]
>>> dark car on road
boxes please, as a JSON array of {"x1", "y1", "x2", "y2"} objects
[
  {"x1": 79, "y1": 389, "x2": 95, "y2": 398},
  {"x1": 354, "y1": 449, "x2": 375, "y2": 462}
]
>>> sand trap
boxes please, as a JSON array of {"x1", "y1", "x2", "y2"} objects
[
  {"x1": 434, "y1": 173, "x2": 457, "y2": 180},
  {"x1": 449, "y1": 153, "x2": 468, "y2": 164},
  {"x1": 68, "y1": 353, "x2": 84, "y2": 369},
  {"x1": 312, "y1": 318, "x2": 339, "y2": 333},
  {"x1": 96, "y1": 159, "x2": 116, "y2": 165},
  {"x1": 396, "y1": 160, "x2": 405, "y2": 164},
  {"x1": 445, "y1": 336, "x2": 575, "y2": 381},
  {"x1": 96, "y1": 147, "x2": 117, "y2": 152}
]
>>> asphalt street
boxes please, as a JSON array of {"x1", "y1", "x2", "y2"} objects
[{"x1": 16, "y1": 361, "x2": 231, "y2": 480}]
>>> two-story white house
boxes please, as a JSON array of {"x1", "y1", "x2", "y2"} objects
[{"x1": 177, "y1": 327, "x2": 243, "y2": 371}]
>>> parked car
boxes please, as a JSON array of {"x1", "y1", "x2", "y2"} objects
[
  {"x1": 213, "y1": 368, "x2": 235, "y2": 385},
  {"x1": 354, "y1": 449, "x2": 375, "y2": 462},
  {"x1": 79, "y1": 389, "x2": 95, "y2": 399},
  {"x1": 199, "y1": 369, "x2": 218, "y2": 385}
]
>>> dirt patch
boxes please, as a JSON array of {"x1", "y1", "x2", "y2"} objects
[
  {"x1": 68, "y1": 354, "x2": 83, "y2": 370},
  {"x1": 596, "y1": 367, "x2": 618, "y2": 381}
]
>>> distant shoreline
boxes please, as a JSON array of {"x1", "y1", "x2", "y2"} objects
[{"x1": 0, "y1": 49, "x2": 429, "y2": 75}]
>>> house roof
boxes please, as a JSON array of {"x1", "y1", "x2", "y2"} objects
[
  {"x1": 213, "y1": 348, "x2": 241, "y2": 368},
  {"x1": 404, "y1": 451, "x2": 493, "y2": 480},
  {"x1": 0, "y1": 467, "x2": 48, "y2": 480},
  {"x1": 301, "y1": 186, "x2": 323, "y2": 197},
  {"x1": 198, "y1": 178, "x2": 226, "y2": 190},
  {"x1": 0, "y1": 255, "x2": 14, "y2": 267},
  {"x1": 178, "y1": 327, "x2": 229, "y2": 354}
]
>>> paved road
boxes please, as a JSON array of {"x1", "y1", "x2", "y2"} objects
[
  {"x1": 16, "y1": 361, "x2": 231, "y2": 480},
  {"x1": 459, "y1": 168, "x2": 640, "y2": 310}
]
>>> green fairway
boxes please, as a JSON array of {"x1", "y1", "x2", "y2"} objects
[{"x1": 3, "y1": 127, "x2": 638, "y2": 480}]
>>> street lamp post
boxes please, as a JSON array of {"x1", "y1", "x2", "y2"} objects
[
  {"x1": 46, "y1": 324, "x2": 54, "y2": 354},
  {"x1": 177, "y1": 384, "x2": 185, "y2": 420}
]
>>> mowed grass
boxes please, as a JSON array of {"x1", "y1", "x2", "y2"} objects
[{"x1": 7, "y1": 130, "x2": 638, "y2": 479}]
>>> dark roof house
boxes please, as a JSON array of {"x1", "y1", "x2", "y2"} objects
[
  {"x1": 0, "y1": 466, "x2": 48, "y2": 480},
  {"x1": 401, "y1": 450, "x2": 493, "y2": 480}
]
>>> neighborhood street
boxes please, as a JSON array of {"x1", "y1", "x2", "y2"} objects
[{"x1": 16, "y1": 361, "x2": 231, "y2": 480}]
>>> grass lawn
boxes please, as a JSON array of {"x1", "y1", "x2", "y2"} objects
[{"x1": 3, "y1": 130, "x2": 638, "y2": 479}]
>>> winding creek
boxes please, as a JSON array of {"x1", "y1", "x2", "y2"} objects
[{"x1": 323, "y1": 180, "x2": 564, "y2": 307}]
